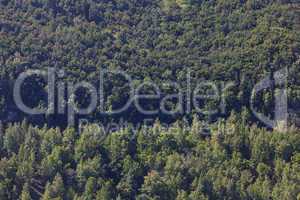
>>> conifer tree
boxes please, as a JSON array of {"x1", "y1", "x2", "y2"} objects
[{"x1": 20, "y1": 183, "x2": 31, "y2": 200}]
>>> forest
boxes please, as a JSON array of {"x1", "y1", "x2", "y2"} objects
[
  {"x1": 0, "y1": 0, "x2": 300, "y2": 199},
  {"x1": 0, "y1": 0, "x2": 299, "y2": 126},
  {"x1": 0, "y1": 113, "x2": 299, "y2": 199}
]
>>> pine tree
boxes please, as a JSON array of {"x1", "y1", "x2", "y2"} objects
[
  {"x1": 42, "y1": 183, "x2": 52, "y2": 200},
  {"x1": 20, "y1": 183, "x2": 31, "y2": 200},
  {"x1": 42, "y1": 173, "x2": 64, "y2": 200},
  {"x1": 83, "y1": 177, "x2": 97, "y2": 200},
  {"x1": 96, "y1": 182, "x2": 112, "y2": 200}
]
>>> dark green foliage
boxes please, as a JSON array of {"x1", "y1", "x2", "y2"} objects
[
  {"x1": 0, "y1": 0, "x2": 299, "y2": 125},
  {"x1": 0, "y1": 1, "x2": 299, "y2": 199}
]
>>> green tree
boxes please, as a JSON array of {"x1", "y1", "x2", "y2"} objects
[
  {"x1": 140, "y1": 170, "x2": 172, "y2": 200},
  {"x1": 42, "y1": 173, "x2": 65, "y2": 200},
  {"x1": 83, "y1": 177, "x2": 97, "y2": 200},
  {"x1": 20, "y1": 183, "x2": 31, "y2": 200},
  {"x1": 96, "y1": 181, "x2": 113, "y2": 200}
]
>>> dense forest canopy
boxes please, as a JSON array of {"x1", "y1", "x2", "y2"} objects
[
  {"x1": 0, "y1": 0, "x2": 299, "y2": 126},
  {"x1": 0, "y1": 114, "x2": 299, "y2": 199},
  {"x1": 0, "y1": 0, "x2": 300, "y2": 199}
]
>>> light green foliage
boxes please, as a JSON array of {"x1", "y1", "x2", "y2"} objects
[{"x1": 0, "y1": 119, "x2": 299, "y2": 199}]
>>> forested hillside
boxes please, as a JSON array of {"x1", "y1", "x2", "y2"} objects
[
  {"x1": 0, "y1": 0, "x2": 300, "y2": 199},
  {"x1": 0, "y1": 0, "x2": 299, "y2": 125},
  {"x1": 0, "y1": 114, "x2": 299, "y2": 199}
]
